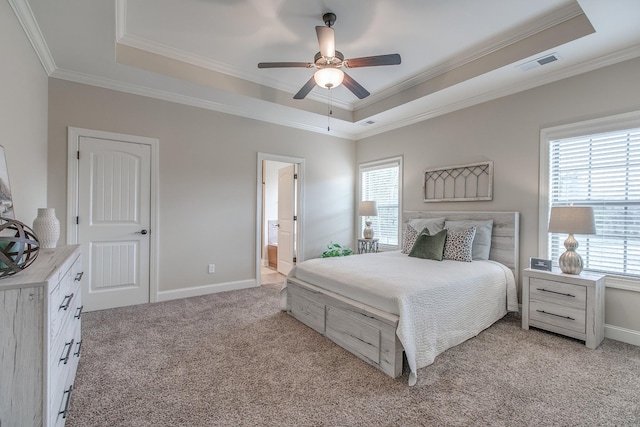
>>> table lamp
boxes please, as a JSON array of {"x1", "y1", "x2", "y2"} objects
[
  {"x1": 548, "y1": 206, "x2": 596, "y2": 274},
  {"x1": 358, "y1": 201, "x2": 378, "y2": 239}
]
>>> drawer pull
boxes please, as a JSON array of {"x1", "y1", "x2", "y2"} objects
[
  {"x1": 536, "y1": 309, "x2": 575, "y2": 321},
  {"x1": 59, "y1": 385, "x2": 73, "y2": 419},
  {"x1": 75, "y1": 271, "x2": 84, "y2": 281},
  {"x1": 60, "y1": 339, "x2": 75, "y2": 365},
  {"x1": 59, "y1": 293, "x2": 74, "y2": 311},
  {"x1": 537, "y1": 288, "x2": 575, "y2": 298},
  {"x1": 75, "y1": 305, "x2": 84, "y2": 319},
  {"x1": 74, "y1": 340, "x2": 83, "y2": 357}
]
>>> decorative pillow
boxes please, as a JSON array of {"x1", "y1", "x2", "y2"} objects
[
  {"x1": 408, "y1": 229, "x2": 447, "y2": 261},
  {"x1": 445, "y1": 220, "x2": 494, "y2": 260},
  {"x1": 401, "y1": 217, "x2": 446, "y2": 254},
  {"x1": 401, "y1": 223, "x2": 421, "y2": 254},
  {"x1": 408, "y1": 217, "x2": 446, "y2": 235},
  {"x1": 443, "y1": 226, "x2": 476, "y2": 262}
]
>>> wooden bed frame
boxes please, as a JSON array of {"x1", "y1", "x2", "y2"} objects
[{"x1": 285, "y1": 211, "x2": 520, "y2": 379}]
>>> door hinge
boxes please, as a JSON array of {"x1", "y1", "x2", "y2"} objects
[
  {"x1": 294, "y1": 173, "x2": 298, "y2": 179},
  {"x1": 76, "y1": 216, "x2": 79, "y2": 225},
  {"x1": 293, "y1": 257, "x2": 297, "y2": 263},
  {"x1": 77, "y1": 151, "x2": 80, "y2": 160},
  {"x1": 293, "y1": 215, "x2": 297, "y2": 221}
]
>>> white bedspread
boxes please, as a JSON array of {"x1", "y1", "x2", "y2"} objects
[{"x1": 284, "y1": 251, "x2": 517, "y2": 385}]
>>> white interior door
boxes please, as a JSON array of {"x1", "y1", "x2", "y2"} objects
[
  {"x1": 78, "y1": 136, "x2": 151, "y2": 311},
  {"x1": 277, "y1": 165, "x2": 295, "y2": 275}
]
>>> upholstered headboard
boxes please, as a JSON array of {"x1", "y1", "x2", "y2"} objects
[{"x1": 403, "y1": 211, "x2": 520, "y2": 283}]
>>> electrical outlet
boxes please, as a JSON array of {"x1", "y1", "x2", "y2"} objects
[{"x1": 208, "y1": 264, "x2": 215, "y2": 274}]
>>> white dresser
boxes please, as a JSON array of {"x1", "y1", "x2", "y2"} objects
[
  {"x1": 0, "y1": 245, "x2": 83, "y2": 427},
  {"x1": 522, "y1": 268, "x2": 605, "y2": 349}
]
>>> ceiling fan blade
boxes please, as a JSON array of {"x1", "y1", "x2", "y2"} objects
[
  {"x1": 258, "y1": 62, "x2": 313, "y2": 69},
  {"x1": 293, "y1": 76, "x2": 316, "y2": 99},
  {"x1": 316, "y1": 26, "x2": 335, "y2": 58},
  {"x1": 342, "y1": 72, "x2": 370, "y2": 99},
  {"x1": 345, "y1": 54, "x2": 401, "y2": 68}
]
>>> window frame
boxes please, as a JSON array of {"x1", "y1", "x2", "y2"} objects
[
  {"x1": 539, "y1": 110, "x2": 640, "y2": 291},
  {"x1": 358, "y1": 156, "x2": 403, "y2": 251}
]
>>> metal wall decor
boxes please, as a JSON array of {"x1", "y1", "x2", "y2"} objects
[{"x1": 424, "y1": 161, "x2": 493, "y2": 202}]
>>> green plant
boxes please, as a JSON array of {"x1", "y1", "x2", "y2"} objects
[{"x1": 321, "y1": 242, "x2": 354, "y2": 258}]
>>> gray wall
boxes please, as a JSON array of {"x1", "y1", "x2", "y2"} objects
[
  {"x1": 0, "y1": 0, "x2": 48, "y2": 222},
  {"x1": 7, "y1": 0, "x2": 639, "y2": 339},
  {"x1": 47, "y1": 79, "x2": 356, "y2": 293},
  {"x1": 357, "y1": 57, "x2": 640, "y2": 333}
]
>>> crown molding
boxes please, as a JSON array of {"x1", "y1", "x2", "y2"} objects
[
  {"x1": 8, "y1": 0, "x2": 56, "y2": 75},
  {"x1": 49, "y1": 68, "x2": 355, "y2": 140},
  {"x1": 354, "y1": 44, "x2": 640, "y2": 140}
]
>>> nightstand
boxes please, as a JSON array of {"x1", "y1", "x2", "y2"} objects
[
  {"x1": 522, "y1": 268, "x2": 605, "y2": 349},
  {"x1": 357, "y1": 238, "x2": 379, "y2": 254}
]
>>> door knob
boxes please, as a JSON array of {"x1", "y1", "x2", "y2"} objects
[{"x1": 136, "y1": 229, "x2": 148, "y2": 235}]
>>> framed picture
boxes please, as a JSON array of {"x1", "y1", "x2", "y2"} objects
[
  {"x1": 0, "y1": 146, "x2": 14, "y2": 219},
  {"x1": 530, "y1": 257, "x2": 552, "y2": 271}
]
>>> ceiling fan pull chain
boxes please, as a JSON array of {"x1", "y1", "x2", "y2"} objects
[{"x1": 327, "y1": 88, "x2": 333, "y2": 132}]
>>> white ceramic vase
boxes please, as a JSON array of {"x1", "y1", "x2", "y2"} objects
[{"x1": 33, "y1": 208, "x2": 60, "y2": 249}]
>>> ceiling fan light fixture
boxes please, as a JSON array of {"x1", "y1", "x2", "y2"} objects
[{"x1": 314, "y1": 68, "x2": 344, "y2": 88}]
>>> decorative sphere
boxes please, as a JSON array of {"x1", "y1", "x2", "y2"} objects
[{"x1": 0, "y1": 217, "x2": 40, "y2": 279}]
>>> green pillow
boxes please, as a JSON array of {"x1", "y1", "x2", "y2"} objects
[{"x1": 408, "y1": 229, "x2": 447, "y2": 261}]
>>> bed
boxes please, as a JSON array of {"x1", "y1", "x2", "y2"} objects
[{"x1": 281, "y1": 211, "x2": 519, "y2": 385}]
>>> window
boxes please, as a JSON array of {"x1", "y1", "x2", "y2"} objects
[
  {"x1": 359, "y1": 157, "x2": 402, "y2": 249},
  {"x1": 541, "y1": 112, "x2": 640, "y2": 281}
]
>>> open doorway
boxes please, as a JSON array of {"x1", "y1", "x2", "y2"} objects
[{"x1": 256, "y1": 153, "x2": 305, "y2": 286}]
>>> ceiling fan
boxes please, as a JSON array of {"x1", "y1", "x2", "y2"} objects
[{"x1": 258, "y1": 13, "x2": 401, "y2": 100}]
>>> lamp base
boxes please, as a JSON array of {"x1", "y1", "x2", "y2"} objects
[
  {"x1": 363, "y1": 217, "x2": 374, "y2": 239},
  {"x1": 558, "y1": 233, "x2": 583, "y2": 274}
]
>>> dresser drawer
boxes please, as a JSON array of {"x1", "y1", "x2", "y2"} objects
[
  {"x1": 49, "y1": 254, "x2": 83, "y2": 348},
  {"x1": 51, "y1": 371, "x2": 74, "y2": 427},
  {"x1": 529, "y1": 299, "x2": 586, "y2": 334},
  {"x1": 529, "y1": 278, "x2": 586, "y2": 310}
]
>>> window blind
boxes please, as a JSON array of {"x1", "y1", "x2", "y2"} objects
[
  {"x1": 360, "y1": 159, "x2": 401, "y2": 247},
  {"x1": 549, "y1": 127, "x2": 640, "y2": 277}
]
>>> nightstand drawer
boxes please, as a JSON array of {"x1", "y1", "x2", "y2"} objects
[
  {"x1": 530, "y1": 278, "x2": 586, "y2": 310},
  {"x1": 530, "y1": 300, "x2": 586, "y2": 334}
]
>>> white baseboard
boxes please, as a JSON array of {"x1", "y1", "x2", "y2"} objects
[
  {"x1": 605, "y1": 324, "x2": 640, "y2": 347},
  {"x1": 156, "y1": 279, "x2": 257, "y2": 302}
]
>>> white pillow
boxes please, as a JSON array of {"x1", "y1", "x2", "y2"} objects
[
  {"x1": 402, "y1": 218, "x2": 446, "y2": 254},
  {"x1": 445, "y1": 219, "x2": 494, "y2": 260},
  {"x1": 408, "y1": 217, "x2": 446, "y2": 235}
]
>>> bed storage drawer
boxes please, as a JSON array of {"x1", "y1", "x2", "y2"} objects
[
  {"x1": 326, "y1": 306, "x2": 380, "y2": 364},
  {"x1": 286, "y1": 277, "x2": 403, "y2": 378},
  {"x1": 290, "y1": 289, "x2": 325, "y2": 333}
]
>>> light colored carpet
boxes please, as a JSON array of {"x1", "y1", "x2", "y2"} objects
[{"x1": 66, "y1": 282, "x2": 640, "y2": 426}]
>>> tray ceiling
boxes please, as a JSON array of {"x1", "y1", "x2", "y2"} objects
[{"x1": 14, "y1": 0, "x2": 640, "y2": 139}]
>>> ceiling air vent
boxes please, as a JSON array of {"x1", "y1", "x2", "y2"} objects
[
  {"x1": 518, "y1": 53, "x2": 559, "y2": 72},
  {"x1": 361, "y1": 120, "x2": 376, "y2": 126}
]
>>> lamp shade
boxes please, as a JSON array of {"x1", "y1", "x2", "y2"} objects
[
  {"x1": 358, "y1": 201, "x2": 378, "y2": 217},
  {"x1": 314, "y1": 68, "x2": 344, "y2": 88},
  {"x1": 548, "y1": 206, "x2": 596, "y2": 235}
]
